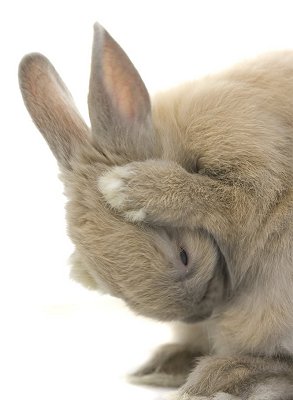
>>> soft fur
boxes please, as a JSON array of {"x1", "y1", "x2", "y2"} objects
[{"x1": 19, "y1": 23, "x2": 293, "y2": 399}]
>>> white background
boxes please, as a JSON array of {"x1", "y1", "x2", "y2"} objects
[{"x1": 2, "y1": 1, "x2": 293, "y2": 399}]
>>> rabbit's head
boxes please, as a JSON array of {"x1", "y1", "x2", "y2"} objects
[{"x1": 19, "y1": 23, "x2": 226, "y2": 322}]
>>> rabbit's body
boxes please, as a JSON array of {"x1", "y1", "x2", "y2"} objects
[
  {"x1": 150, "y1": 53, "x2": 293, "y2": 357},
  {"x1": 19, "y1": 24, "x2": 293, "y2": 399}
]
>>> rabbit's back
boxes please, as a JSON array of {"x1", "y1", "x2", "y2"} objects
[{"x1": 152, "y1": 51, "x2": 293, "y2": 194}]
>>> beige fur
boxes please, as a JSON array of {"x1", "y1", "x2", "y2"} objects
[{"x1": 19, "y1": 22, "x2": 293, "y2": 399}]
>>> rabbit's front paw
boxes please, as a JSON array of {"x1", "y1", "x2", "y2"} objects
[
  {"x1": 98, "y1": 159, "x2": 195, "y2": 225},
  {"x1": 129, "y1": 343, "x2": 202, "y2": 388},
  {"x1": 98, "y1": 160, "x2": 182, "y2": 224},
  {"x1": 178, "y1": 355, "x2": 293, "y2": 400},
  {"x1": 98, "y1": 164, "x2": 147, "y2": 223}
]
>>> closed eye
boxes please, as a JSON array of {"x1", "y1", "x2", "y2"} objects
[{"x1": 179, "y1": 248, "x2": 188, "y2": 266}]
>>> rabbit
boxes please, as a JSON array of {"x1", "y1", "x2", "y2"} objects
[{"x1": 19, "y1": 22, "x2": 293, "y2": 399}]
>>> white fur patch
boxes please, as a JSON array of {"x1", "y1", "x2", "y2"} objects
[
  {"x1": 124, "y1": 209, "x2": 146, "y2": 222},
  {"x1": 213, "y1": 393, "x2": 240, "y2": 400},
  {"x1": 164, "y1": 392, "x2": 184, "y2": 400},
  {"x1": 98, "y1": 165, "x2": 132, "y2": 209},
  {"x1": 166, "y1": 393, "x2": 206, "y2": 400},
  {"x1": 249, "y1": 379, "x2": 293, "y2": 399}
]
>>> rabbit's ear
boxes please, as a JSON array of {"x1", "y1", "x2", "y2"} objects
[
  {"x1": 88, "y1": 23, "x2": 155, "y2": 160},
  {"x1": 19, "y1": 53, "x2": 90, "y2": 168}
]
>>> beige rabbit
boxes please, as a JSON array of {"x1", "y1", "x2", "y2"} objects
[{"x1": 19, "y1": 23, "x2": 293, "y2": 399}]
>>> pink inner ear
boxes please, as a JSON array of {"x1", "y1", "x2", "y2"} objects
[{"x1": 102, "y1": 34, "x2": 149, "y2": 123}]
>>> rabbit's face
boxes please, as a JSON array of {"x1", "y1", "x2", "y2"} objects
[
  {"x1": 19, "y1": 23, "x2": 225, "y2": 323},
  {"x1": 66, "y1": 160, "x2": 225, "y2": 322}
]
